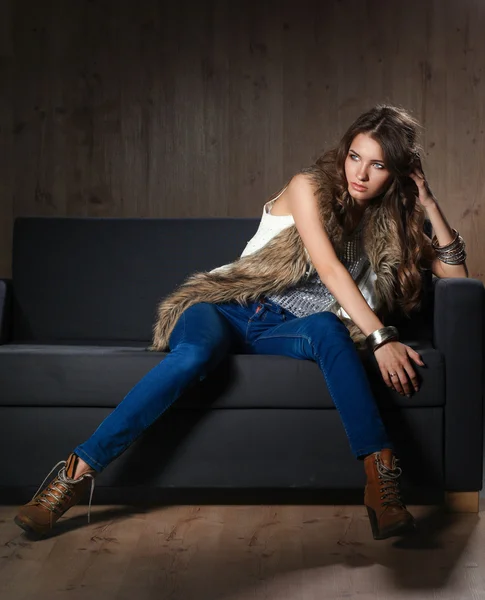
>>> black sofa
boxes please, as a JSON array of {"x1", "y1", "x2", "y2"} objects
[{"x1": 0, "y1": 217, "x2": 484, "y2": 507}]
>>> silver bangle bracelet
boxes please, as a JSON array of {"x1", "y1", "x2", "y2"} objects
[
  {"x1": 366, "y1": 326, "x2": 399, "y2": 352},
  {"x1": 432, "y1": 229, "x2": 467, "y2": 265},
  {"x1": 436, "y1": 249, "x2": 467, "y2": 265}
]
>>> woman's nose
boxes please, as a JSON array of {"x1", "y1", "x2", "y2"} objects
[{"x1": 357, "y1": 167, "x2": 369, "y2": 181}]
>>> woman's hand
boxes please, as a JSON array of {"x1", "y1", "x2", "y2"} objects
[{"x1": 374, "y1": 340, "x2": 425, "y2": 396}]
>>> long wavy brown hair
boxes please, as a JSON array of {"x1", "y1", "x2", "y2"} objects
[{"x1": 278, "y1": 104, "x2": 435, "y2": 315}]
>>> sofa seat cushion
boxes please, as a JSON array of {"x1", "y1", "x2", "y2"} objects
[{"x1": 0, "y1": 342, "x2": 444, "y2": 409}]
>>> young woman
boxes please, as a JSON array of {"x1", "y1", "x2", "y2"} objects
[{"x1": 15, "y1": 104, "x2": 468, "y2": 541}]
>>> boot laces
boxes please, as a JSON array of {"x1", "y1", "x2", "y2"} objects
[
  {"x1": 32, "y1": 460, "x2": 96, "y2": 524},
  {"x1": 376, "y1": 456, "x2": 405, "y2": 508}
]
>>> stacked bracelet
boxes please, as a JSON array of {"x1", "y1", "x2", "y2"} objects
[
  {"x1": 366, "y1": 326, "x2": 399, "y2": 353},
  {"x1": 431, "y1": 228, "x2": 467, "y2": 265}
]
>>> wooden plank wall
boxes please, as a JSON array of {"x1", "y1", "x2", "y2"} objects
[{"x1": 0, "y1": 0, "x2": 483, "y2": 279}]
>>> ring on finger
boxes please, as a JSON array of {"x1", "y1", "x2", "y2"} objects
[{"x1": 390, "y1": 372, "x2": 398, "y2": 378}]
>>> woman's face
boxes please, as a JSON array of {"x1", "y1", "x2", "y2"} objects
[{"x1": 344, "y1": 133, "x2": 393, "y2": 206}]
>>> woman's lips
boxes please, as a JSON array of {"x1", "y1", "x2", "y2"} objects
[{"x1": 351, "y1": 182, "x2": 367, "y2": 191}]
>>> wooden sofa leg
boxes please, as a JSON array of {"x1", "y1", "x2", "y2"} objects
[{"x1": 444, "y1": 491, "x2": 480, "y2": 513}]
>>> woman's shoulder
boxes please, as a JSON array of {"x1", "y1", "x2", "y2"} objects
[
  {"x1": 282, "y1": 172, "x2": 327, "y2": 220},
  {"x1": 288, "y1": 171, "x2": 318, "y2": 189},
  {"x1": 264, "y1": 173, "x2": 314, "y2": 217},
  {"x1": 267, "y1": 167, "x2": 331, "y2": 222},
  {"x1": 281, "y1": 172, "x2": 321, "y2": 204}
]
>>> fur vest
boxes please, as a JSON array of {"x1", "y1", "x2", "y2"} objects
[{"x1": 149, "y1": 189, "x2": 404, "y2": 352}]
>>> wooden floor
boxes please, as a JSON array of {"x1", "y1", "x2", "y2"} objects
[{"x1": 0, "y1": 501, "x2": 484, "y2": 600}]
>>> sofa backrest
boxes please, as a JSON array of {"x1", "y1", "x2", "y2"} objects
[{"x1": 12, "y1": 217, "x2": 260, "y2": 343}]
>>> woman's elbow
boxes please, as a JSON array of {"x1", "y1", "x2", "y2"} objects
[{"x1": 316, "y1": 261, "x2": 347, "y2": 285}]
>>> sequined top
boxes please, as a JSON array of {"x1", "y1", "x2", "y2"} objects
[
  {"x1": 210, "y1": 187, "x2": 377, "y2": 318},
  {"x1": 268, "y1": 215, "x2": 371, "y2": 317}
]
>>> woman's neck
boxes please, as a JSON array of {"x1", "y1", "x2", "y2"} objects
[{"x1": 344, "y1": 206, "x2": 366, "y2": 236}]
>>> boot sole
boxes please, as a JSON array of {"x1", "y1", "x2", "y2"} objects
[
  {"x1": 14, "y1": 514, "x2": 50, "y2": 538},
  {"x1": 366, "y1": 506, "x2": 416, "y2": 540}
]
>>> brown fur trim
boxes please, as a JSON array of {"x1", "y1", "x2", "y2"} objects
[{"x1": 150, "y1": 226, "x2": 310, "y2": 351}]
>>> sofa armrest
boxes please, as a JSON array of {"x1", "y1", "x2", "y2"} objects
[
  {"x1": 0, "y1": 279, "x2": 12, "y2": 344},
  {"x1": 433, "y1": 277, "x2": 485, "y2": 490}
]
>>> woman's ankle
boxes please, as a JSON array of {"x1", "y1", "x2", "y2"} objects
[{"x1": 72, "y1": 456, "x2": 95, "y2": 479}]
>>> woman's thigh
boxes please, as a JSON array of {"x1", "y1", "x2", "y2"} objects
[
  {"x1": 168, "y1": 302, "x2": 238, "y2": 352},
  {"x1": 248, "y1": 310, "x2": 351, "y2": 360},
  {"x1": 169, "y1": 298, "x2": 301, "y2": 357}
]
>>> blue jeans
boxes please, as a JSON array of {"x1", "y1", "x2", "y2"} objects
[{"x1": 74, "y1": 298, "x2": 393, "y2": 472}]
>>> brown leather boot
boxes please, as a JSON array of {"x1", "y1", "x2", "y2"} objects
[
  {"x1": 14, "y1": 453, "x2": 97, "y2": 537},
  {"x1": 364, "y1": 448, "x2": 416, "y2": 540}
]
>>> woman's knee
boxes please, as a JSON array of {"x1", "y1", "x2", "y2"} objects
[
  {"x1": 174, "y1": 340, "x2": 216, "y2": 368},
  {"x1": 172, "y1": 339, "x2": 231, "y2": 385}
]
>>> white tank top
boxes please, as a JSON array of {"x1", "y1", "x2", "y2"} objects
[
  {"x1": 209, "y1": 187, "x2": 292, "y2": 274},
  {"x1": 209, "y1": 187, "x2": 377, "y2": 318},
  {"x1": 240, "y1": 187, "x2": 294, "y2": 257}
]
